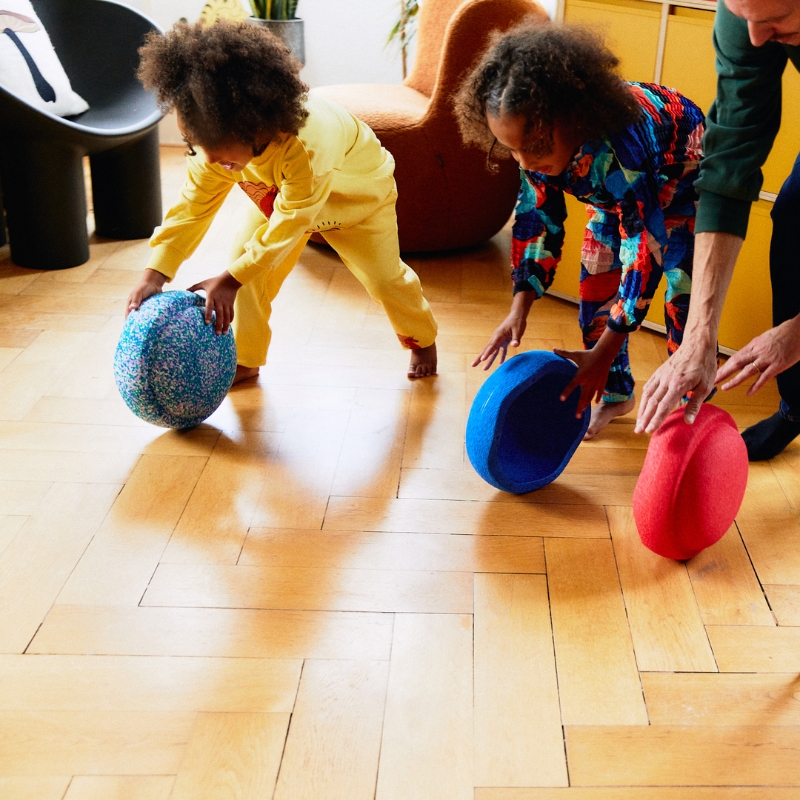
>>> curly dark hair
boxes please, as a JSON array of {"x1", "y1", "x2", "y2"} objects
[
  {"x1": 453, "y1": 23, "x2": 641, "y2": 164},
  {"x1": 138, "y1": 20, "x2": 309, "y2": 151}
]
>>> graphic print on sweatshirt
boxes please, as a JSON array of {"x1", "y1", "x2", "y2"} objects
[{"x1": 239, "y1": 181, "x2": 279, "y2": 218}]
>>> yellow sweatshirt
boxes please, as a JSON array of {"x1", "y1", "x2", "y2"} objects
[{"x1": 147, "y1": 93, "x2": 396, "y2": 286}]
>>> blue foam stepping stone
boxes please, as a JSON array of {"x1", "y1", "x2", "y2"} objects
[
  {"x1": 114, "y1": 291, "x2": 237, "y2": 429},
  {"x1": 466, "y1": 351, "x2": 590, "y2": 494}
]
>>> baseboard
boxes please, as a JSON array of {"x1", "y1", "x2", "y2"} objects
[{"x1": 546, "y1": 289, "x2": 736, "y2": 357}]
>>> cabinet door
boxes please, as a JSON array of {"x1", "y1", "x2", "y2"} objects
[
  {"x1": 660, "y1": 8, "x2": 717, "y2": 113},
  {"x1": 761, "y1": 67, "x2": 800, "y2": 195},
  {"x1": 718, "y1": 200, "x2": 774, "y2": 351},
  {"x1": 564, "y1": 0, "x2": 661, "y2": 82},
  {"x1": 549, "y1": 194, "x2": 587, "y2": 301}
]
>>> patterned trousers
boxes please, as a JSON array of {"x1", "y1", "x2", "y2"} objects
[{"x1": 578, "y1": 208, "x2": 694, "y2": 402}]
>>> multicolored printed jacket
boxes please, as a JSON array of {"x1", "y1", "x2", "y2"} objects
[{"x1": 511, "y1": 82, "x2": 704, "y2": 334}]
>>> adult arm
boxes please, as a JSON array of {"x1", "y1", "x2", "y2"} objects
[
  {"x1": 635, "y1": 0, "x2": 787, "y2": 432},
  {"x1": 716, "y1": 314, "x2": 800, "y2": 393},
  {"x1": 635, "y1": 231, "x2": 742, "y2": 432}
]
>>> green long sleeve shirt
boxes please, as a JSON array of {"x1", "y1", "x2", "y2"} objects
[{"x1": 695, "y1": 0, "x2": 800, "y2": 237}]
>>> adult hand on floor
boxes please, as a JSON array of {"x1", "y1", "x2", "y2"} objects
[
  {"x1": 716, "y1": 315, "x2": 800, "y2": 395},
  {"x1": 188, "y1": 270, "x2": 242, "y2": 335}
]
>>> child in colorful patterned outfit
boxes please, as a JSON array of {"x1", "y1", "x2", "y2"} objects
[
  {"x1": 455, "y1": 25, "x2": 704, "y2": 438},
  {"x1": 126, "y1": 21, "x2": 438, "y2": 382}
]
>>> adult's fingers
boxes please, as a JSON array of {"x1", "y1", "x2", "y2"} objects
[
  {"x1": 719, "y1": 361, "x2": 759, "y2": 392},
  {"x1": 682, "y1": 390, "x2": 705, "y2": 425},
  {"x1": 747, "y1": 363, "x2": 779, "y2": 396},
  {"x1": 636, "y1": 375, "x2": 677, "y2": 433},
  {"x1": 715, "y1": 346, "x2": 756, "y2": 383}
]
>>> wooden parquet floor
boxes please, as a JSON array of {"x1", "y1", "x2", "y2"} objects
[{"x1": 0, "y1": 147, "x2": 797, "y2": 799}]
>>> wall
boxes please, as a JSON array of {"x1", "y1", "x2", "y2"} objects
[{"x1": 123, "y1": 0, "x2": 556, "y2": 142}]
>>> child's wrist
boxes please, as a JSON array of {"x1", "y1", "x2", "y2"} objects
[{"x1": 144, "y1": 268, "x2": 168, "y2": 288}]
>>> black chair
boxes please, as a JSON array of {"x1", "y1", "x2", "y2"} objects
[{"x1": 0, "y1": 0, "x2": 164, "y2": 270}]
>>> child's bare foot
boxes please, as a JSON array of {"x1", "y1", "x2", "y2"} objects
[
  {"x1": 232, "y1": 365, "x2": 259, "y2": 385},
  {"x1": 408, "y1": 342, "x2": 437, "y2": 379},
  {"x1": 584, "y1": 397, "x2": 635, "y2": 440}
]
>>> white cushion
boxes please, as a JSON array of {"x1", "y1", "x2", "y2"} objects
[{"x1": 0, "y1": 0, "x2": 89, "y2": 116}]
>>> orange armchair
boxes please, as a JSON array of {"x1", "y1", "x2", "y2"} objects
[{"x1": 312, "y1": 0, "x2": 549, "y2": 253}]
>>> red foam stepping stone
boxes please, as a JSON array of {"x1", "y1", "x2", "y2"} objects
[{"x1": 633, "y1": 404, "x2": 748, "y2": 560}]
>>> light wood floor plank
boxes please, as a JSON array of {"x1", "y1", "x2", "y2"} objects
[
  {"x1": 0, "y1": 483, "x2": 120, "y2": 653},
  {"x1": 402, "y1": 373, "x2": 466, "y2": 470},
  {"x1": 29, "y1": 605, "x2": 393, "y2": 660},
  {"x1": 0, "y1": 481, "x2": 51, "y2": 515},
  {"x1": 764, "y1": 584, "x2": 800, "y2": 625},
  {"x1": 0, "y1": 515, "x2": 26, "y2": 559},
  {"x1": 160, "y1": 432, "x2": 279, "y2": 565},
  {"x1": 0, "y1": 777, "x2": 71, "y2": 799},
  {"x1": 566, "y1": 725, "x2": 800, "y2": 785},
  {"x1": 274, "y1": 660, "x2": 389, "y2": 800},
  {"x1": 324, "y1": 497, "x2": 608, "y2": 537},
  {"x1": 252, "y1": 413, "x2": 351, "y2": 530},
  {"x1": 476, "y1": 789, "x2": 800, "y2": 799},
  {"x1": 563, "y1": 448, "x2": 646, "y2": 475},
  {"x1": 545, "y1": 538, "x2": 648, "y2": 725},
  {"x1": 399, "y1": 467, "x2": 637, "y2": 506},
  {"x1": 707, "y1": 625, "x2": 800, "y2": 671},
  {"x1": 376, "y1": 614, "x2": 473, "y2": 800},
  {"x1": 239, "y1": 529, "x2": 545, "y2": 573},
  {"x1": 735, "y1": 463, "x2": 800, "y2": 584},
  {"x1": 474, "y1": 573, "x2": 567, "y2": 787},
  {"x1": 0, "y1": 331, "x2": 95, "y2": 421},
  {"x1": 63, "y1": 776, "x2": 175, "y2": 800},
  {"x1": 608, "y1": 506, "x2": 717, "y2": 672},
  {"x1": 142, "y1": 563, "x2": 473, "y2": 613},
  {"x1": 329, "y1": 388, "x2": 410, "y2": 499},
  {"x1": 0, "y1": 449, "x2": 139, "y2": 484},
  {"x1": 686, "y1": 526, "x2": 774, "y2": 626},
  {"x1": 57, "y1": 455, "x2": 205, "y2": 606},
  {"x1": 0, "y1": 711, "x2": 193, "y2": 775},
  {"x1": 0, "y1": 348, "x2": 21, "y2": 372},
  {"x1": 171, "y1": 712, "x2": 288, "y2": 800},
  {"x1": 25, "y1": 396, "x2": 152, "y2": 428},
  {"x1": 44, "y1": 317, "x2": 123, "y2": 401},
  {"x1": 769, "y1": 447, "x2": 800, "y2": 513},
  {"x1": 0, "y1": 655, "x2": 300, "y2": 712},
  {"x1": 642, "y1": 672, "x2": 800, "y2": 726},
  {"x1": 0, "y1": 420, "x2": 219, "y2": 457}
]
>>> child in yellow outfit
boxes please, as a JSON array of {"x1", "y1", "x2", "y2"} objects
[{"x1": 126, "y1": 21, "x2": 438, "y2": 382}]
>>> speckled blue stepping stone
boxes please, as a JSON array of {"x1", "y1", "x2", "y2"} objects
[
  {"x1": 466, "y1": 350, "x2": 590, "y2": 494},
  {"x1": 114, "y1": 290, "x2": 237, "y2": 429}
]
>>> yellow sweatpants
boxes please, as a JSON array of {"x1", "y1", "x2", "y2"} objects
[{"x1": 231, "y1": 192, "x2": 438, "y2": 367}]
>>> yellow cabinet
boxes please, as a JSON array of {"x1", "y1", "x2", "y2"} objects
[
  {"x1": 660, "y1": 8, "x2": 717, "y2": 114},
  {"x1": 564, "y1": 0, "x2": 661, "y2": 82},
  {"x1": 762, "y1": 67, "x2": 800, "y2": 195},
  {"x1": 554, "y1": 0, "x2": 793, "y2": 351}
]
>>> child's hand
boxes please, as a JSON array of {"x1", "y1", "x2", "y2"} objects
[
  {"x1": 472, "y1": 312, "x2": 527, "y2": 370},
  {"x1": 188, "y1": 270, "x2": 242, "y2": 335},
  {"x1": 126, "y1": 269, "x2": 167, "y2": 317},
  {"x1": 554, "y1": 347, "x2": 611, "y2": 416}
]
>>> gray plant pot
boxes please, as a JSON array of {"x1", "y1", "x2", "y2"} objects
[{"x1": 249, "y1": 17, "x2": 305, "y2": 66}]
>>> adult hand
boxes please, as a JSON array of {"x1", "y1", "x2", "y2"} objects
[
  {"x1": 716, "y1": 316, "x2": 800, "y2": 395},
  {"x1": 126, "y1": 269, "x2": 167, "y2": 318},
  {"x1": 635, "y1": 340, "x2": 717, "y2": 433},
  {"x1": 188, "y1": 270, "x2": 242, "y2": 335},
  {"x1": 471, "y1": 311, "x2": 527, "y2": 370}
]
